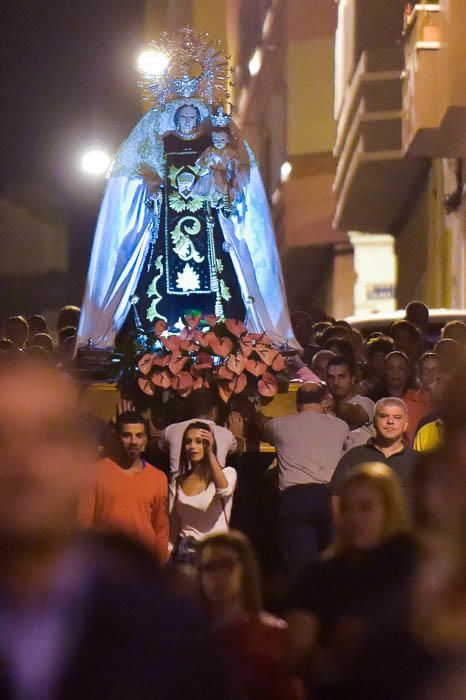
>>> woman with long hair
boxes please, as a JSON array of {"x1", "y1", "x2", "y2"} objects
[
  {"x1": 198, "y1": 531, "x2": 303, "y2": 700},
  {"x1": 287, "y1": 462, "x2": 414, "y2": 698},
  {"x1": 169, "y1": 421, "x2": 237, "y2": 566}
]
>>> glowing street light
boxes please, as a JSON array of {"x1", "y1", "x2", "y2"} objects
[
  {"x1": 248, "y1": 48, "x2": 263, "y2": 77},
  {"x1": 280, "y1": 161, "x2": 293, "y2": 182},
  {"x1": 137, "y1": 50, "x2": 169, "y2": 77},
  {"x1": 81, "y1": 149, "x2": 111, "y2": 176}
]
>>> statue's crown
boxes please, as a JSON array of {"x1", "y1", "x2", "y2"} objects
[
  {"x1": 138, "y1": 27, "x2": 232, "y2": 110},
  {"x1": 210, "y1": 106, "x2": 231, "y2": 127}
]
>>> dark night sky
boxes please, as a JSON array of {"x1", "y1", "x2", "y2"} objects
[{"x1": 0, "y1": 0, "x2": 146, "y2": 306}]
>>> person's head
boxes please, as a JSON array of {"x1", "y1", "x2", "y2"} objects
[
  {"x1": 311, "y1": 349, "x2": 335, "y2": 381},
  {"x1": 441, "y1": 320, "x2": 466, "y2": 347},
  {"x1": 211, "y1": 128, "x2": 230, "y2": 150},
  {"x1": 418, "y1": 352, "x2": 441, "y2": 391},
  {"x1": 187, "y1": 387, "x2": 219, "y2": 421},
  {"x1": 319, "y1": 325, "x2": 350, "y2": 348},
  {"x1": 296, "y1": 382, "x2": 328, "y2": 412},
  {"x1": 116, "y1": 411, "x2": 148, "y2": 462},
  {"x1": 175, "y1": 104, "x2": 201, "y2": 136},
  {"x1": 180, "y1": 421, "x2": 216, "y2": 476},
  {"x1": 349, "y1": 328, "x2": 364, "y2": 362},
  {"x1": 291, "y1": 311, "x2": 312, "y2": 348},
  {"x1": 434, "y1": 338, "x2": 466, "y2": 374},
  {"x1": 405, "y1": 301, "x2": 429, "y2": 334},
  {"x1": 27, "y1": 314, "x2": 47, "y2": 338},
  {"x1": 2, "y1": 316, "x2": 29, "y2": 348},
  {"x1": 198, "y1": 530, "x2": 262, "y2": 614},
  {"x1": 323, "y1": 337, "x2": 356, "y2": 365},
  {"x1": 365, "y1": 335, "x2": 394, "y2": 378},
  {"x1": 0, "y1": 358, "x2": 94, "y2": 549},
  {"x1": 374, "y1": 398, "x2": 408, "y2": 444},
  {"x1": 28, "y1": 332, "x2": 54, "y2": 354},
  {"x1": 334, "y1": 462, "x2": 410, "y2": 553},
  {"x1": 56, "y1": 305, "x2": 80, "y2": 333},
  {"x1": 311, "y1": 321, "x2": 332, "y2": 343},
  {"x1": 384, "y1": 351, "x2": 411, "y2": 393},
  {"x1": 326, "y1": 356, "x2": 357, "y2": 400},
  {"x1": 390, "y1": 319, "x2": 420, "y2": 360}
]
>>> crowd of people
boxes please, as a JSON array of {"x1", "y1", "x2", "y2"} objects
[{"x1": 0, "y1": 300, "x2": 465, "y2": 700}]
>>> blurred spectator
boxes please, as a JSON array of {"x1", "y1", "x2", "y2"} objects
[
  {"x1": 56, "y1": 325, "x2": 77, "y2": 364},
  {"x1": 434, "y1": 337, "x2": 465, "y2": 373},
  {"x1": 319, "y1": 324, "x2": 349, "y2": 348},
  {"x1": 360, "y1": 335, "x2": 394, "y2": 396},
  {"x1": 27, "y1": 313, "x2": 47, "y2": 338},
  {"x1": 0, "y1": 359, "x2": 234, "y2": 700},
  {"x1": 287, "y1": 463, "x2": 412, "y2": 698},
  {"x1": 403, "y1": 352, "x2": 440, "y2": 444},
  {"x1": 28, "y1": 332, "x2": 54, "y2": 354},
  {"x1": 198, "y1": 531, "x2": 302, "y2": 700},
  {"x1": 262, "y1": 383, "x2": 349, "y2": 578},
  {"x1": 441, "y1": 319, "x2": 466, "y2": 347},
  {"x1": 310, "y1": 321, "x2": 332, "y2": 344},
  {"x1": 390, "y1": 319, "x2": 421, "y2": 362},
  {"x1": 369, "y1": 350, "x2": 414, "y2": 402},
  {"x1": 311, "y1": 349, "x2": 335, "y2": 381},
  {"x1": 79, "y1": 410, "x2": 169, "y2": 564},
  {"x1": 349, "y1": 327, "x2": 365, "y2": 363},
  {"x1": 323, "y1": 337, "x2": 356, "y2": 366},
  {"x1": 291, "y1": 311, "x2": 312, "y2": 348},
  {"x1": 158, "y1": 388, "x2": 238, "y2": 476},
  {"x1": 405, "y1": 301, "x2": 429, "y2": 342},
  {"x1": 2, "y1": 315, "x2": 29, "y2": 348},
  {"x1": 326, "y1": 356, "x2": 375, "y2": 429},
  {"x1": 169, "y1": 422, "x2": 237, "y2": 566},
  {"x1": 56, "y1": 305, "x2": 80, "y2": 332},
  {"x1": 331, "y1": 398, "x2": 417, "y2": 493},
  {"x1": 413, "y1": 370, "x2": 450, "y2": 453}
]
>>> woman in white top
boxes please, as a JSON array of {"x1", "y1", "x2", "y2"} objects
[{"x1": 169, "y1": 421, "x2": 237, "y2": 566}]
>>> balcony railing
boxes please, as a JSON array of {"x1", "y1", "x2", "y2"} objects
[
  {"x1": 333, "y1": 48, "x2": 428, "y2": 232},
  {"x1": 402, "y1": 1, "x2": 466, "y2": 157}
]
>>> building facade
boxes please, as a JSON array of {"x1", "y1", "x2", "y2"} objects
[{"x1": 334, "y1": 0, "x2": 466, "y2": 309}]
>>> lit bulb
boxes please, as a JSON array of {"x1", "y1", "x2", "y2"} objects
[
  {"x1": 248, "y1": 48, "x2": 263, "y2": 77},
  {"x1": 280, "y1": 161, "x2": 292, "y2": 182},
  {"x1": 137, "y1": 50, "x2": 169, "y2": 76},
  {"x1": 81, "y1": 149, "x2": 111, "y2": 176}
]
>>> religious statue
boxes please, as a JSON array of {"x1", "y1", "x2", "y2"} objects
[{"x1": 76, "y1": 28, "x2": 298, "y2": 349}]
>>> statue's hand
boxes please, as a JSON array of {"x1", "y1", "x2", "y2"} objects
[{"x1": 137, "y1": 163, "x2": 162, "y2": 195}]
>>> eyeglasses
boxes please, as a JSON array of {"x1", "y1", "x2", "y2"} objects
[{"x1": 199, "y1": 557, "x2": 240, "y2": 574}]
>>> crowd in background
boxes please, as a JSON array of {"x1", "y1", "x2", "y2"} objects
[{"x1": 0, "y1": 301, "x2": 465, "y2": 700}]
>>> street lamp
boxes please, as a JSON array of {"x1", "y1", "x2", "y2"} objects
[
  {"x1": 137, "y1": 50, "x2": 169, "y2": 77},
  {"x1": 81, "y1": 149, "x2": 111, "y2": 176}
]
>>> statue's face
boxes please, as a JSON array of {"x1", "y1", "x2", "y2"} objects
[
  {"x1": 211, "y1": 131, "x2": 229, "y2": 150},
  {"x1": 177, "y1": 106, "x2": 198, "y2": 135}
]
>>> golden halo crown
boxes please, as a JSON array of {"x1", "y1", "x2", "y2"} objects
[{"x1": 138, "y1": 27, "x2": 233, "y2": 111}]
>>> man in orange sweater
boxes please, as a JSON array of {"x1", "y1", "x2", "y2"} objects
[{"x1": 79, "y1": 411, "x2": 169, "y2": 563}]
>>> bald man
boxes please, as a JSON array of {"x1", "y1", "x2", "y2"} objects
[{"x1": 263, "y1": 382, "x2": 349, "y2": 578}]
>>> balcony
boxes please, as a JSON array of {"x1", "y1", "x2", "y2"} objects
[
  {"x1": 333, "y1": 48, "x2": 428, "y2": 233},
  {"x1": 402, "y1": 1, "x2": 466, "y2": 157}
]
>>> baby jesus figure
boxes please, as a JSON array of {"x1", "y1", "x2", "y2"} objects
[{"x1": 192, "y1": 128, "x2": 245, "y2": 213}]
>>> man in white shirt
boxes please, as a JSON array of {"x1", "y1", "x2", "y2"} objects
[
  {"x1": 158, "y1": 389, "x2": 238, "y2": 476},
  {"x1": 263, "y1": 383, "x2": 349, "y2": 579}
]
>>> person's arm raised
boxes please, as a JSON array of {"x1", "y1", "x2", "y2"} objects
[{"x1": 199, "y1": 428, "x2": 228, "y2": 490}]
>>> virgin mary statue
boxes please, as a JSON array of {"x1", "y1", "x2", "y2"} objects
[{"x1": 76, "y1": 29, "x2": 298, "y2": 350}]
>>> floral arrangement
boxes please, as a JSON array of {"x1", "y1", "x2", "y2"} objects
[{"x1": 135, "y1": 314, "x2": 286, "y2": 403}]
